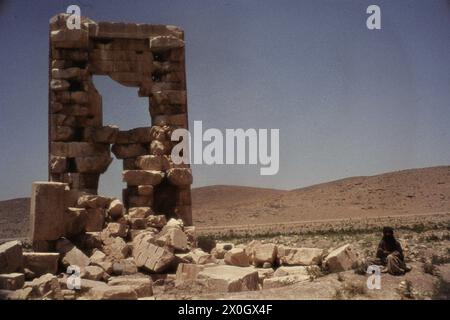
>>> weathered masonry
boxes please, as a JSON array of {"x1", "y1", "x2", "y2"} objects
[{"x1": 47, "y1": 14, "x2": 192, "y2": 228}]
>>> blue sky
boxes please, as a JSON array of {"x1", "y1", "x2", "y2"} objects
[{"x1": 0, "y1": 0, "x2": 449, "y2": 199}]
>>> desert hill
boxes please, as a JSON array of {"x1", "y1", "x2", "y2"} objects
[
  {"x1": 192, "y1": 166, "x2": 450, "y2": 226},
  {"x1": 0, "y1": 197, "x2": 30, "y2": 240},
  {"x1": 1, "y1": 166, "x2": 449, "y2": 238}
]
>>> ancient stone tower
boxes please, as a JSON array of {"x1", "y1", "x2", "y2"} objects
[{"x1": 47, "y1": 14, "x2": 192, "y2": 227}]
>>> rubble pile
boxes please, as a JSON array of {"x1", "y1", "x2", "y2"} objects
[{"x1": 0, "y1": 225, "x2": 359, "y2": 299}]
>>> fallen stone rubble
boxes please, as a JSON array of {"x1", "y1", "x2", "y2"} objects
[{"x1": 0, "y1": 217, "x2": 360, "y2": 299}]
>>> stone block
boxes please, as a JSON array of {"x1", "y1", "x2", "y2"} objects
[
  {"x1": 75, "y1": 155, "x2": 113, "y2": 173},
  {"x1": 78, "y1": 232, "x2": 103, "y2": 251},
  {"x1": 123, "y1": 158, "x2": 138, "y2": 170},
  {"x1": 135, "y1": 155, "x2": 170, "y2": 171},
  {"x1": 85, "y1": 208, "x2": 106, "y2": 232},
  {"x1": 30, "y1": 182, "x2": 67, "y2": 241},
  {"x1": 51, "y1": 67, "x2": 85, "y2": 80},
  {"x1": 129, "y1": 218, "x2": 147, "y2": 229},
  {"x1": 102, "y1": 237, "x2": 130, "y2": 261},
  {"x1": 189, "y1": 249, "x2": 216, "y2": 265},
  {"x1": 150, "y1": 102, "x2": 186, "y2": 116},
  {"x1": 324, "y1": 244, "x2": 358, "y2": 272},
  {"x1": 51, "y1": 142, "x2": 109, "y2": 157},
  {"x1": 123, "y1": 170, "x2": 164, "y2": 186},
  {"x1": 22, "y1": 253, "x2": 59, "y2": 277},
  {"x1": 0, "y1": 273, "x2": 25, "y2": 290},
  {"x1": 112, "y1": 258, "x2": 138, "y2": 276},
  {"x1": 51, "y1": 125, "x2": 74, "y2": 141},
  {"x1": 65, "y1": 207, "x2": 88, "y2": 237},
  {"x1": 197, "y1": 265, "x2": 259, "y2": 293},
  {"x1": 24, "y1": 273, "x2": 63, "y2": 300},
  {"x1": 273, "y1": 266, "x2": 311, "y2": 277},
  {"x1": 107, "y1": 199, "x2": 125, "y2": 219},
  {"x1": 174, "y1": 205, "x2": 192, "y2": 226},
  {"x1": 152, "y1": 114, "x2": 187, "y2": 127},
  {"x1": 50, "y1": 79, "x2": 70, "y2": 91},
  {"x1": 156, "y1": 228, "x2": 188, "y2": 251},
  {"x1": 163, "y1": 218, "x2": 184, "y2": 230},
  {"x1": 89, "y1": 285, "x2": 138, "y2": 300},
  {"x1": 116, "y1": 127, "x2": 153, "y2": 144},
  {"x1": 149, "y1": 140, "x2": 171, "y2": 155},
  {"x1": 50, "y1": 113, "x2": 76, "y2": 127},
  {"x1": 49, "y1": 156, "x2": 67, "y2": 173},
  {"x1": 56, "y1": 239, "x2": 90, "y2": 268},
  {"x1": 137, "y1": 185, "x2": 153, "y2": 196},
  {"x1": 89, "y1": 125, "x2": 119, "y2": 143},
  {"x1": 51, "y1": 29, "x2": 89, "y2": 49},
  {"x1": 277, "y1": 246, "x2": 324, "y2": 266},
  {"x1": 132, "y1": 234, "x2": 175, "y2": 273},
  {"x1": 167, "y1": 168, "x2": 193, "y2": 186},
  {"x1": 175, "y1": 187, "x2": 191, "y2": 205},
  {"x1": 151, "y1": 90, "x2": 186, "y2": 105},
  {"x1": 127, "y1": 195, "x2": 153, "y2": 207},
  {"x1": 128, "y1": 207, "x2": 152, "y2": 219},
  {"x1": 149, "y1": 36, "x2": 184, "y2": 50},
  {"x1": 81, "y1": 266, "x2": 106, "y2": 281},
  {"x1": 147, "y1": 215, "x2": 167, "y2": 228},
  {"x1": 90, "y1": 250, "x2": 113, "y2": 274},
  {"x1": 58, "y1": 173, "x2": 100, "y2": 190},
  {"x1": 175, "y1": 263, "x2": 204, "y2": 285},
  {"x1": 111, "y1": 144, "x2": 148, "y2": 159},
  {"x1": 184, "y1": 226, "x2": 197, "y2": 247},
  {"x1": 104, "y1": 222, "x2": 129, "y2": 238},
  {"x1": 77, "y1": 194, "x2": 112, "y2": 208},
  {"x1": 108, "y1": 276, "x2": 152, "y2": 297},
  {"x1": 0, "y1": 241, "x2": 23, "y2": 274},
  {"x1": 252, "y1": 243, "x2": 277, "y2": 267},
  {"x1": 224, "y1": 248, "x2": 250, "y2": 267}
]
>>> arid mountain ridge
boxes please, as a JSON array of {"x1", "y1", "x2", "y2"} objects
[{"x1": 1, "y1": 166, "x2": 449, "y2": 239}]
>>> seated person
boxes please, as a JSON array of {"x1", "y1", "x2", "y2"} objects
[{"x1": 369, "y1": 227, "x2": 410, "y2": 275}]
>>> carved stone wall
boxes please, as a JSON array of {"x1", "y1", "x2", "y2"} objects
[{"x1": 48, "y1": 14, "x2": 192, "y2": 225}]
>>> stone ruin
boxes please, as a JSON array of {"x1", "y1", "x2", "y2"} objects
[
  {"x1": 47, "y1": 13, "x2": 192, "y2": 227},
  {"x1": 0, "y1": 14, "x2": 198, "y2": 299},
  {"x1": 0, "y1": 14, "x2": 359, "y2": 300}
]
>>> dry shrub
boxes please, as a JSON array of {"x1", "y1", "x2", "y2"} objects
[
  {"x1": 343, "y1": 282, "x2": 367, "y2": 297},
  {"x1": 397, "y1": 280, "x2": 416, "y2": 299},
  {"x1": 306, "y1": 266, "x2": 324, "y2": 281},
  {"x1": 333, "y1": 281, "x2": 367, "y2": 299},
  {"x1": 423, "y1": 261, "x2": 437, "y2": 276},
  {"x1": 354, "y1": 259, "x2": 370, "y2": 275},
  {"x1": 337, "y1": 273, "x2": 345, "y2": 282},
  {"x1": 333, "y1": 288, "x2": 345, "y2": 300},
  {"x1": 432, "y1": 277, "x2": 450, "y2": 300}
]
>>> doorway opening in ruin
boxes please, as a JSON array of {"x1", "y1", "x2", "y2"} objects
[
  {"x1": 153, "y1": 180, "x2": 178, "y2": 219},
  {"x1": 92, "y1": 75, "x2": 150, "y2": 200}
]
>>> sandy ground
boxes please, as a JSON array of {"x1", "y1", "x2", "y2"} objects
[{"x1": 154, "y1": 219, "x2": 450, "y2": 300}]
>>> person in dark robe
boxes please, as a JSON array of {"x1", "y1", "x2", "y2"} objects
[{"x1": 370, "y1": 227, "x2": 410, "y2": 275}]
